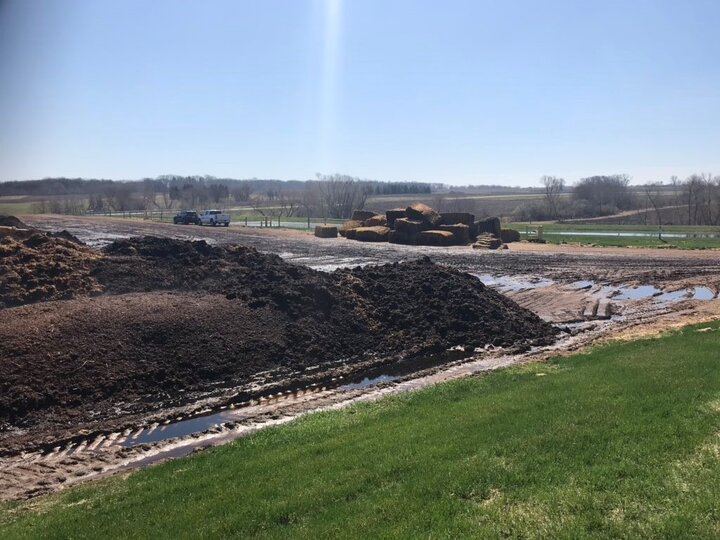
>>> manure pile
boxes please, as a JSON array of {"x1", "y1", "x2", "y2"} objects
[{"x1": 0, "y1": 224, "x2": 557, "y2": 445}]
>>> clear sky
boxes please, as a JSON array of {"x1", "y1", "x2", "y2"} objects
[{"x1": 1, "y1": 0, "x2": 719, "y2": 185}]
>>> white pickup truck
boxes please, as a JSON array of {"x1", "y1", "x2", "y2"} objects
[{"x1": 198, "y1": 210, "x2": 230, "y2": 227}]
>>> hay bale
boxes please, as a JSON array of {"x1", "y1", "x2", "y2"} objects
[
  {"x1": 338, "y1": 220, "x2": 363, "y2": 237},
  {"x1": 500, "y1": 228, "x2": 521, "y2": 243},
  {"x1": 385, "y1": 208, "x2": 407, "y2": 228},
  {"x1": 354, "y1": 226, "x2": 390, "y2": 242},
  {"x1": 394, "y1": 217, "x2": 430, "y2": 235},
  {"x1": 314, "y1": 225, "x2": 338, "y2": 238},
  {"x1": 472, "y1": 233, "x2": 503, "y2": 250},
  {"x1": 388, "y1": 230, "x2": 415, "y2": 245},
  {"x1": 416, "y1": 230, "x2": 455, "y2": 246},
  {"x1": 439, "y1": 212, "x2": 475, "y2": 226},
  {"x1": 475, "y1": 217, "x2": 502, "y2": 237},
  {"x1": 438, "y1": 223, "x2": 470, "y2": 245},
  {"x1": 364, "y1": 214, "x2": 387, "y2": 227},
  {"x1": 351, "y1": 210, "x2": 376, "y2": 222},
  {"x1": 345, "y1": 228, "x2": 358, "y2": 240},
  {"x1": 405, "y1": 202, "x2": 441, "y2": 226}
]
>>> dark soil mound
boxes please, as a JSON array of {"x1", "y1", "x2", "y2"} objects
[
  {"x1": 0, "y1": 215, "x2": 27, "y2": 228},
  {"x1": 0, "y1": 236, "x2": 557, "y2": 448},
  {"x1": 95, "y1": 237, "x2": 353, "y2": 318},
  {"x1": 0, "y1": 230, "x2": 101, "y2": 308},
  {"x1": 334, "y1": 258, "x2": 555, "y2": 354}
]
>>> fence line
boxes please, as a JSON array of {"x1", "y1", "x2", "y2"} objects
[{"x1": 80, "y1": 210, "x2": 345, "y2": 230}]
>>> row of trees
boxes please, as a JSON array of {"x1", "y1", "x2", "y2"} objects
[
  {"x1": 23, "y1": 174, "x2": 426, "y2": 219},
  {"x1": 526, "y1": 173, "x2": 720, "y2": 225}
]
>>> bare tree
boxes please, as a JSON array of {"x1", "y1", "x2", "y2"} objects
[
  {"x1": 316, "y1": 174, "x2": 371, "y2": 219},
  {"x1": 541, "y1": 175, "x2": 565, "y2": 219},
  {"x1": 643, "y1": 182, "x2": 665, "y2": 237}
]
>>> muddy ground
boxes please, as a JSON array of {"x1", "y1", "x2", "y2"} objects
[
  {"x1": 1, "y1": 222, "x2": 555, "y2": 456},
  {"x1": 22, "y1": 214, "x2": 720, "y2": 289},
  {"x1": 1, "y1": 214, "x2": 719, "y2": 502}
]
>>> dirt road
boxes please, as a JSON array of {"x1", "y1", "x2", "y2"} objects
[{"x1": 21, "y1": 214, "x2": 720, "y2": 288}]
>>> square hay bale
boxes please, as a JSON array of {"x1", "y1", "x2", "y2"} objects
[
  {"x1": 351, "y1": 210, "x2": 377, "y2": 222},
  {"x1": 473, "y1": 233, "x2": 503, "y2": 250},
  {"x1": 500, "y1": 228, "x2": 521, "y2": 243},
  {"x1": 388, "y1": 230, "x2": 415, "y2": 245},
  {"x1": 405, "y1": 202, "x2": 441, "y2": 226},
  {"x1": 416, "y1": 230, "x2": 455, "y2": 246},
  {"x1": 338, "y1": 220, "x2": 363, "y2": 237},
  {"x1": 364, "y1": 214, "x2": 388, "y2": 227},
  {"x1": 439, "y1": 212, "x2": 475, "y2": 226},
  {"x1": 354, "y1": 226, "x2": 390, "y2": 242},
  {"x1": 345, "y1": 228, "x2": 358, "y2": 240},
  {"x1": 438, "y1": 223, "x2": 470, "y2": 245},
  {"x1": 314, "y1": 225, "x2": 338, "y2": 238},
  {"x1": 385, "y1": 208, "x2": 407, "y2": 228},
  {"x1": 475, "y1": 217, "x2": 502, "y2": 237},
  {"x1": 394, "y1": 217, "x2": 430, "y2": 235}
]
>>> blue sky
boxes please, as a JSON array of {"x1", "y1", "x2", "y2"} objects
[{"x1": 1, "y1": 0, "x2": 719, "y2": 185}]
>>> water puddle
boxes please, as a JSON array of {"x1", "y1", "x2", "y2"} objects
[
  {"x1": 693, "y1": 287, "x2": 715, "y2": 300},
  {"x1": 121, "y1": 411, "x2": 237, "y2": 447},
  {"x1": 655, "y1": 289, "x2": 691, "y2": 302},
  {"x1": 339, "y1": 374, "x2": 398, "y2": 390},
  {"x1": 612, "y1": 285, "x2": 663, "y2": 300},
  {"x1": 474, "y1": 274, "x2": 554, "y2": 291},
  {"x1": 119, "y1": 350, "x2": 469, "y2": 449},
  {"x1": 592, "y1": 282, "x2": 716, "y2": 303}
]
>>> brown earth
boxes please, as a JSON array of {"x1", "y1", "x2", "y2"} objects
[
  {"x1": 0, "y1": 225, "x2": 557, "y2": 454},
  {"x1": 2, "y1": 214, "x2": 720, "y2": 501}
]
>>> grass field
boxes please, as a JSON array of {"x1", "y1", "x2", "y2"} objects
[
  {"x1": 506, "y1": 222, "x2": 720, "y2": 249},
  {"x1": 2, "y1": 321, "x2": 720, "y2": 538}
]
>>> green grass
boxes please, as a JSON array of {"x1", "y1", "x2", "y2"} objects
[
  {"x1": 506, "y1": 222, "x2": 720, "y2": 233},
  {"x1": 0, "y1": 199, "x2": 36, "y2": 215},
  {"x1": 543, "y1": 234, "x2": 720, "y2": 249},
  {"x1": 3, "y1": 322, "x2": 720, "y2": 537},
  {"x1": 505, "y1": 222, "x2": 720, "y2": 249}
]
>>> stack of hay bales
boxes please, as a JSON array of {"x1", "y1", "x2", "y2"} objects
[
  {"x1": 339, "y1": 202, "x2": 508, "y2": 248},
  {"x1": 475, "y1": 217, "x2": 502, "y2": 238},
  {"x1": 472, "y1": 233, "x2": 504, "y2": 250},
  {"x1": 354, "y1": 226, "x2": 391, "y2": 242},
  {"x1": 314, "y1": 225, "x2": 338, "y2": 238},
  {"x1": 500, "y1": 228, "x2": 521, "y2": 243}
]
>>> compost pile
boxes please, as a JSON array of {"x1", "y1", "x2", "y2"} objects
[
  {"x1": 0, "y1": 222, "x2": 101, "y2": 308},
  {"x1": 0, "y1": 227, "x2": 557, "y2": 449}
]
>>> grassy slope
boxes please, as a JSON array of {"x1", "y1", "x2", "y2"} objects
[{"x1": 2, "y1": 322, "x2": 720, "y2": 538}]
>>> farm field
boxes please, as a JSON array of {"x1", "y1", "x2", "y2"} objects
[
  {"x1": 2, "y1": 214, "x2": 720, "y2": 519},
  {"x1": 2, "y1": 321, "x2": 719, "y2": 538}
]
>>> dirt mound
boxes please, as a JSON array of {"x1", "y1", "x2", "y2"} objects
[
  {"x1": 0, "y1": 236, "x2": 557, "y2": 450},
  {"x1": 0, "y1": 215, "x2": 27, "y2": 228},
  {"x1": 335, "y1": 257, "x2": 556, "y2": 353},
  {"x1": 0, "y1": 231, "x2": 101, "y2": 308}
]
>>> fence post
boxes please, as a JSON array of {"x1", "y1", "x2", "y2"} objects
[{"x1": 307, "y1": 216, "x2": 310, "y2": 229}]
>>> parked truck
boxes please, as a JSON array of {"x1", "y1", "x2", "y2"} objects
[{"x1": 199, "y1": 210, "x2": 230, "y2": 227}]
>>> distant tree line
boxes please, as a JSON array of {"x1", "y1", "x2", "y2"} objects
[
  {"x1": 2, "y1": 174, "x2": 433, "y2": 219},
  {"x1": 513, "y1": 173, "x2": 720, "y2": 225}
]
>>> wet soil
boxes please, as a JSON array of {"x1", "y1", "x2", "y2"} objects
[
  {"x1": 2, "y1": 215, "x2": 719, "y2": 502},
  {"x1": 22, "y1": 215, "x2": 720, "y2": 289},
  {"x1": 0, "y1": 226, "x2": 556, "y2": 455}
]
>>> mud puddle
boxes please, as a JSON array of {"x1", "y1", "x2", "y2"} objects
[{"x1": 117, "y1": 351, "x2": 468, "y2": 449}]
